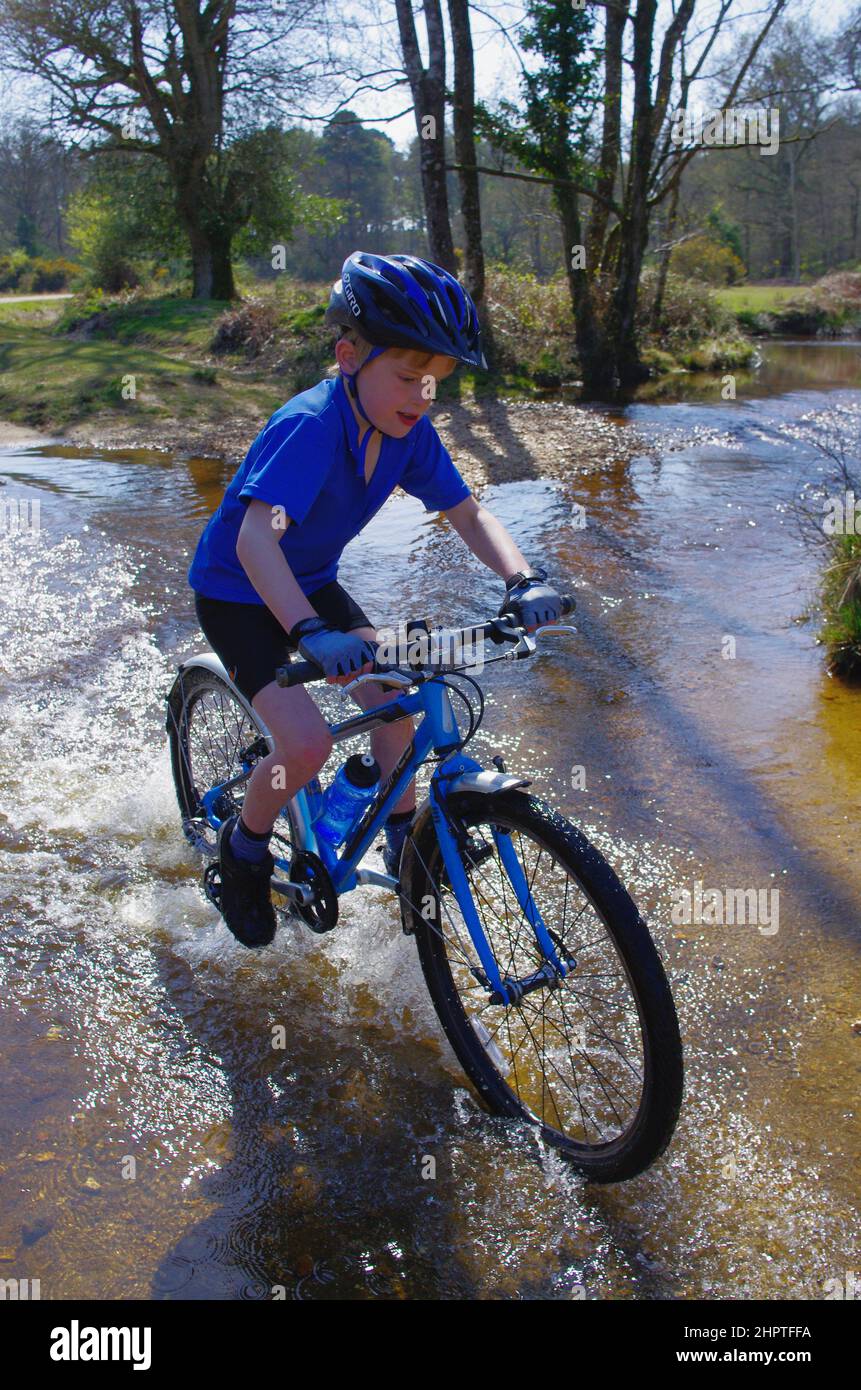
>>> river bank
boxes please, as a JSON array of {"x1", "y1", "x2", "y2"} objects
[
  {"x1": 0, "y1": 394, "x2": 642, "y2": 496},
  {"x1": 0, "y1": 281, "x2": 750, "y2": 490}
]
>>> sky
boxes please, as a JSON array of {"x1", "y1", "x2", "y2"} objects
[
  {"x1": 317, "y1": 0, "x2": 856, "y2": 153},
  {"x1": 0, "y1": 0, "x2": 855, "y2": 147}
]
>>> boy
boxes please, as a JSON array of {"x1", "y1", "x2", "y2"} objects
[{"x1": 188, "y1": 250, "x2": 563, "y2": 948}]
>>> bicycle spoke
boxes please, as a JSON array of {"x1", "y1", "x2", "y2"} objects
[
  {"x1": 174, "y1": 675, "x2": 295, "y2": 859},
  {"x1": 418, "y1": 807, "x2": 648, "y2": 1149}
]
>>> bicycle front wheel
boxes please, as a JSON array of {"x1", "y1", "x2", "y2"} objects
[{"x1": 401, "y1": 789, "x2": 684, "y2": 1182}]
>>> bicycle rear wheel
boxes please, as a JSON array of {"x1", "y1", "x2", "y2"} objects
[
  {"x1": 166, "y1": 665, "x2": 296, "y2": 867},
  {"x1": 401, "y1": 789, "x2": 683, "y2": 1182}
]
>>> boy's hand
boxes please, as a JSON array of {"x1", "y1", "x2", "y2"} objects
[
  {"x1": 498, "y1": 567, "x2": 562, "y2": 632},
  {"x1": 291, "y1": 616, "x2": 377, "y2": 683}
]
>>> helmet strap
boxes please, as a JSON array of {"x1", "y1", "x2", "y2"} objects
[{"x1": 341, "y1": 344, "x2": 387, "y2": 476}]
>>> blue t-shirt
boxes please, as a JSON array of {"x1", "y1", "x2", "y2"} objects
[{"x1": 188, "y1": 374, "x2": 471, "y2": 603}]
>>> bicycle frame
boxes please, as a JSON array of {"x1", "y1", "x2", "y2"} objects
[{"x1": 199, "y1": 667, "x2": 572, "y2": 1002}]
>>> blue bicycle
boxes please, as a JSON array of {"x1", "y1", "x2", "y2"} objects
[{"x1": 165, "y1": 600, "x2": 683, "y2": 1182}]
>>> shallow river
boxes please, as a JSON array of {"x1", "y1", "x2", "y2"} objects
[{"x1": 0, "y1": 342, "x2": 858, "y2": 1299}]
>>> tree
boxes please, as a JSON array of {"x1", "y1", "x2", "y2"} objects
[
  {"x1": 66, "y1": 125, "x2": 332, "y2": 290},
  {"x1": 67, "y1": 153, "x2": 180, "y2": 288},
  {"x1": 446, "y1": 0, "x2": 488, "y2": 331},
  {"x1": 670, "y1": 233, "x2": 745, "y2": 284},
  {"x1": 318, "y1": 112, "x2": 396, "y2": 248},
  {"x1": 474, "y1": 0, "x2": 601, "y2": 381},
  {"x1": 467, "y1": 0, "x2": 792, "y2": 395},
  {"x1": 0, "y1": 118, "x2": 80, "y2": 255},
  {"x1": 0, "y1": 0, "x2": 335, "y2": 298},
  {"x1": 731, "y1": 19, "x2": 835, "y2": 282},
  {"x1": 839, "y1": 3, "x2": 861, "y2": 91}
]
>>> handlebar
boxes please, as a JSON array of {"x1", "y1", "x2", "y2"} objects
[{"x1": 275, "y1": 595, "x2": 576, "y2": 690}]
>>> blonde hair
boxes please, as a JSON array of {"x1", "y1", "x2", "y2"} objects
[{"x1": 327, "y1": 325, "x2": 442, "y2": 378}]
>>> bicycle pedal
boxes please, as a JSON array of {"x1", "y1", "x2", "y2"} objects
[{"x1": 203, "y1": 860, "x2": 223, "y2": 910}]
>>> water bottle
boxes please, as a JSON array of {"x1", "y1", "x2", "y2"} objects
[{"x1": 315, "y1": 753, "x2": 381, "y2": 847}]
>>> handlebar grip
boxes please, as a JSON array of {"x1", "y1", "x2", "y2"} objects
[{"x1": 275, "y1": 658, "x2": 324, "y2": 688}]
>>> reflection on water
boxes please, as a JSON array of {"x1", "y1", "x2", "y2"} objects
[
  {"x1": 626, "y1": 338, "x2": 861, "y2": 403},
  {"x1": 0, "y1": 342, "x2": 858, "y2": 1299}
]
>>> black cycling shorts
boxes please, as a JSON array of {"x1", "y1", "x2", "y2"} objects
[{"x1": 193, "y1": 582, "x2": 375, "y2": 703}]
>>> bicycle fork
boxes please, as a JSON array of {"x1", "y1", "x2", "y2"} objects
[{"x1": 430, "y1": 782, "x2": 576, "y2": 1007}]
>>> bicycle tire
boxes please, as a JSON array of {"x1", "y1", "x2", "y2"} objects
[
  {"x1": 166, "y1": 665, "x2": 297, "y2": 867},
  {"x1": 400, "y1": 788, "x2": 684, "y2": 1182}
]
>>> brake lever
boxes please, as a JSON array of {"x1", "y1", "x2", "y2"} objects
[
  {"x1": 508, "y1": 631, "x2": 537, "y2": 658},
  {"x1": 535, "y1": 622, "x2": 578, "y2": 637},
  {"x1": 341, "y1": 669, "x2": 415, "y2": 694}
]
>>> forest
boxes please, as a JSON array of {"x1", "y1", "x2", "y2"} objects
[{"x1": 0, "y1": 0, "x2": 859, "y2": 395}]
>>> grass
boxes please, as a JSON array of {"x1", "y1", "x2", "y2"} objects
[
  {"x1": 0, "y1": 296, "x2": 284, "y2": 429},
  {"x1": 819, "y1": 531, "x2": 861, "y2": 678},
  {"x1": 0, "y1": 270, "x2": 786, "y2": 434},
  {"x1": 714, "y1": 285, "x2": 803, "y2": 312}
]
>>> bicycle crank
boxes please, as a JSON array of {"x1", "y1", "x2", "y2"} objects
[{"x1": 286, "y1": 850, "x2": 339, "y2": 934}]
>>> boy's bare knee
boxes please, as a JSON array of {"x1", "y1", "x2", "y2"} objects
[
  {"x1": 273, "y1": 728, "x2": 333, "y2": 780},
  {"x1": 300, "y1": 728, "x2": 334, "y2": 772}
]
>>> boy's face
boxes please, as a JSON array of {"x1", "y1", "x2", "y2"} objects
[{"x1": 337, "y1": 342, "x2": 457, "y2": 437}]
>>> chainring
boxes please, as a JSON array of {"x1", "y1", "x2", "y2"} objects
[{"x1": 288, "y1": 849, "x2": 339, "y2": 934}]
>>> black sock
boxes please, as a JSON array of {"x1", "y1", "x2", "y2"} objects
[
  {"x1": 230, "y1": 814, "x2": 272, "y2": 863},
  {"x1": 238, "y1": 816, "x2": 271, "y2": 840}
]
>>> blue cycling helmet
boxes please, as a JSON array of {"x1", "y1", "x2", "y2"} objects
[{"x1": 325, "y1": 250, "x2": 488, "y2": 372}]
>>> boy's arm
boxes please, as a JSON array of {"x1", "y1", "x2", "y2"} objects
[
  {"x1": 443, "y1": 494, "x2": 563, "y2": 630},
  {"x1": 443, "y1": 494, "x2": 529, "y2": 580},
  {"x1": 235, "y1": 499, "x2": 317, "y2": 634}
]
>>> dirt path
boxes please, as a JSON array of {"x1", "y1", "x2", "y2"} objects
[
  {"x1": 0, "y1": 293, "x2": 73, "y2": 304},
  {"x1": 0, "y1": 420, "x2": 59, "y2": 447}
]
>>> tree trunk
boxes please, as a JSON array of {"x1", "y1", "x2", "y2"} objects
[
  {"x1": 587, "y1": 0, "x2": 627, "y2": 271},
  {"x1": 603, "y1": 0, "x2": 658, "y2": 391},
  {"x1": 395, "y1": 0, "x2": 456, "y2": 271},
  {"x1": 447, "y1": 0, "x2": 484, "y2": 299},
  {"x1": 446, "y1": 0, "x2": 494, "y2": 361},
  {"x1": 609, "y1": 252, "x2": 652, "y2": 389},
  {"x1": 178, "y1": 180, "x2": 237, "y2": 300},
  {"x1": 651, "y1": 175, "x2": 680, "y2": 332},
  {"x1": 210, "y1": 227, "x2": 236, "y2": 300},
  {"x1": 788, "y1": 146, "x2": 801, "y2": 284},
  {"x1": 555, "y1": 183, "x2": 614, "y2": 396}
]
